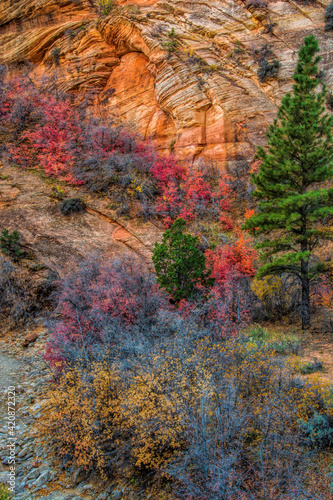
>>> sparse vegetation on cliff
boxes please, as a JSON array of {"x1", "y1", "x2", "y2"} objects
[
  {"x1": 96, "y1": 0, "x2": 114, "y2": 16},
  {"x1": 257, "y1": 57, "x2": 280, "y2": 82},
  {"x1": 163, "y1": 28, "x2": 178, "y2": 54},
  {"x1": 0, "y1": 229, "x2": 24, "y2": 262},
  {"x1": 325, "y1": 1, "x2": 333, "y2": 31}
]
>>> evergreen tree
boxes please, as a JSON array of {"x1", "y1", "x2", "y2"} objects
[
  {"x1": 152, "y1": 218, "x2": 213, "y2": 302},
  {"x1": 0, "y1": 229, "x2": 24, "y2": 262},
  {"x1": 243, "y1": 35, "x2": 333, "y2": 329}
]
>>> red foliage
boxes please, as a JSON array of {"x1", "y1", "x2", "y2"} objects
[
  {"x1": 45, "y1": 258, "x2": 165, "y2": 367},
  {"x1": 204, "y1": 237, "x2": 257, "y2": 337},
  {"x1": 150, "y1": 156, "x2": 185, "y2": 184},
  {"x1": 206, "y1": 236, "x2": 257, "y2": 284},
  {"x1": 216, "y1": 176, "x2": 235, "y2": 231},
  {"x1": 2, "y1": 73, "x2": 239, "y2": 230},
  {"x1": 151, "y1": 162, "x2": 236, "y2": 228},
  {"x1": 23, "y1": 97, "x2": 82, "y2": 179}
]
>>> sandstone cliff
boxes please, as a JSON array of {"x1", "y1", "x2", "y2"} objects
[{"x1": 0, "y1": 0, "x2": 332, "y2": 168}]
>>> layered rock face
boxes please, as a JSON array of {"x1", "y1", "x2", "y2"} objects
[{"x1": 0, "y1": 0, "x2": 332, "y2": 168}]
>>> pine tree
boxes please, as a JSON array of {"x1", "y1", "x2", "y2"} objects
[
  {"x1": 152, "y1": 218, "x2": 213, "y2": 302},
  {"x1": 243, "y1": 35, "x2": 333, "y2": 329},
  {"x1": 0, "y1": 229, "x2": 24, "y2": 262}
]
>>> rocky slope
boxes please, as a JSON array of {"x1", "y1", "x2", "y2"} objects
[
  {"x1": 0, "y1": 325, "x2": 132, "y2": 499},
  {"x1": 0, "y1": 0, "x2": 332, "y2": 168},
  {"x1": 0, "y1": 162, "x2": 160, "y2": 276}
]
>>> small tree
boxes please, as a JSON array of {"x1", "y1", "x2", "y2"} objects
[
  {"x1": 243, "y1": 35, "x2": 333, "y2": 329},
  {"x1": 152, "y1": 218, "x2": 213, "y2": 301},
  {"x1": 0, "y1": 229, "x2": 24, "y2": 262}
]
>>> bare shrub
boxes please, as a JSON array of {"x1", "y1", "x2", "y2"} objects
[
  {"x1": 0, "y1": 257, "x2": 45, "y2": 326},
  {"x1": 245, "y1": 0, "x2": 267, "y2": 9},
  {"x1": 45, "y1": 255, "x2": 167, "y2": 367},
  {"x1": 325, "y1": 2, "x2": 333, "y2": 31},
  {"x1": 257, "y1": 58, "x2": 280, "y2": 83},
  {"x1": 59, "y1": 198, "x2": 86, "y2": 216}
]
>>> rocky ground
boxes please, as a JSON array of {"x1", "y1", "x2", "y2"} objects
[{"x1": 0, "y1": 323, "x2": 138, "y2": 500}]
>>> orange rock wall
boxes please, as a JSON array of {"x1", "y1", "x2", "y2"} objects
[{"x1": 0, "y1": 0, "x2": 332, "y2": 169}]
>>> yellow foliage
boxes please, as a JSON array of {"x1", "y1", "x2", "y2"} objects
[
  {"x1": 0, "y1": 484, "x2": 11, "y2": 500},
  {"x1": 38, "y1": 336, "x2": 333, "y2": 484},
  {"x1": 40, "y1": 362, "x2": 122, "y2": 476},
  {"x1": 251, "y1": 275, "x2": 282, "y2": 301}
]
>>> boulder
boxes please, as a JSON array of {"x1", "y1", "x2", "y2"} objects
[{"x1": 22, "y1": 332, "x2": 39, "y2": 348}]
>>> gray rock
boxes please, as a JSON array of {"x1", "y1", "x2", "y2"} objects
[
  {"x1": 0, "y1": 471, "x2": 8, "y2": 484},
  {"x1": 44, "y1": 494, "x2": 71, "y2": 500},
  {"x1": 26, "y1": 468, "x2": 40, "y2": 480},
  {"x1": 111, "y1": 490, "x2": 123, "y2": 500},
  {"x1": 73, "y1": 465, "x2": 88, "y2": 485},
  {"x1": 33, "y1": 469, "x2": 52, "y2": 488},
  {"x1": 82, "y1": 484, "x2": 94, "y2": 491},
  {"x1": 18, "y1": 446, "x2": 33, "y2": 458},
  {"x1": 97, "y1": 493, "x2": 108, "y2": 500}
]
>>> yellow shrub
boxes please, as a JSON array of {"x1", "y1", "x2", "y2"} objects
[
  {"x1": 40, "y1": 362, "x2": 122, "y2": 475},
  {"x1": 251, "y1": 275, "x2": 282, "y2": 301},
  {"x1": 39, "y1": 337, "x2": 333, "y2": 492},
  {"x1": 0, "y1": 485, "x2": 11, "y2": 500}
]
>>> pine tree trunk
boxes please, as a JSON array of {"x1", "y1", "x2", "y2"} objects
[{"x1": 301, "y1": 258, "x2": 310, "y2": 330}]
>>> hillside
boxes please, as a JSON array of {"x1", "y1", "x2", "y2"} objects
[{"x1": 1, "y1": 1, "x2": 333, "y2": 499}]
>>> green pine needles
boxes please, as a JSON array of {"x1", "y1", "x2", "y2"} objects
[
  {"x1": 0, "y1": 229, "x2": 24, "y2": 262},
  {"x1": 243, "y1": 35, "x2": 333, "y2": 329},
  {"x1": 152, "y1": 218, "x2": 213, "y2": 302}
]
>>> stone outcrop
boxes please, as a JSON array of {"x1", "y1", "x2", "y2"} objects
[
  {"x1": 0, "y1": 0, "x2": 332, "y2": 168},
  {"x1": 0, "y1": 163, "x2": 159, "y2": 276}
]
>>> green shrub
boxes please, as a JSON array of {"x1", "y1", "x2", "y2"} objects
[
  {"x1": 51, "y1": 48, "x2": 61, "y2": 66},
  {"x1": 325, "y1": 2, "x2": 333, "y2": 31},
  {"x1": 0, "y1": 484, "x2": 11, "y2": 500},
  {"x1": 245, "y1": 325, "x2": 269, "y2": 342},
  {"x1": 59, "y1": 198, "x2": 86, "y2": 216},
  {"x1": 163, "y1": 28, "x2": 178, "y2": 54},
  {"x1": 152, "y1": 218, "x2": 214, "y2": 301},
  {"x1": 0, "y1": 229, "x2": 24, "y2": 262},
  {"x1": 51, "y1": 186, "x2": 65, "y2": 200},
  {"x1": 257, "y1": 58, "x2": 280, "y2": 82},
  {"x1": 97, "y1": 0, "x2": 114, "y2": 15},
  {"x1": 271, "y1": 337, "x2": 301, "y2": 355},
  {"x1": 300, "y1": 413, "x2": 333, "y2": 449},
  {"x1": 298, "y1": 359, "x2": 323, "y2": 374}
]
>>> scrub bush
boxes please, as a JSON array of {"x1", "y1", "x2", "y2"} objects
[
  {"x1": 59, "y1": 198, "x2": 86, "y2": 216},
  {"x1": 0, "y1": 229, "x2": 24, "y2": 262},
  {"x1": 325, "y1": 2, "x2": 333, "y2": 31},
  {"x1": 42, "y1": 331, "x2": 333, "y2": 498}
]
